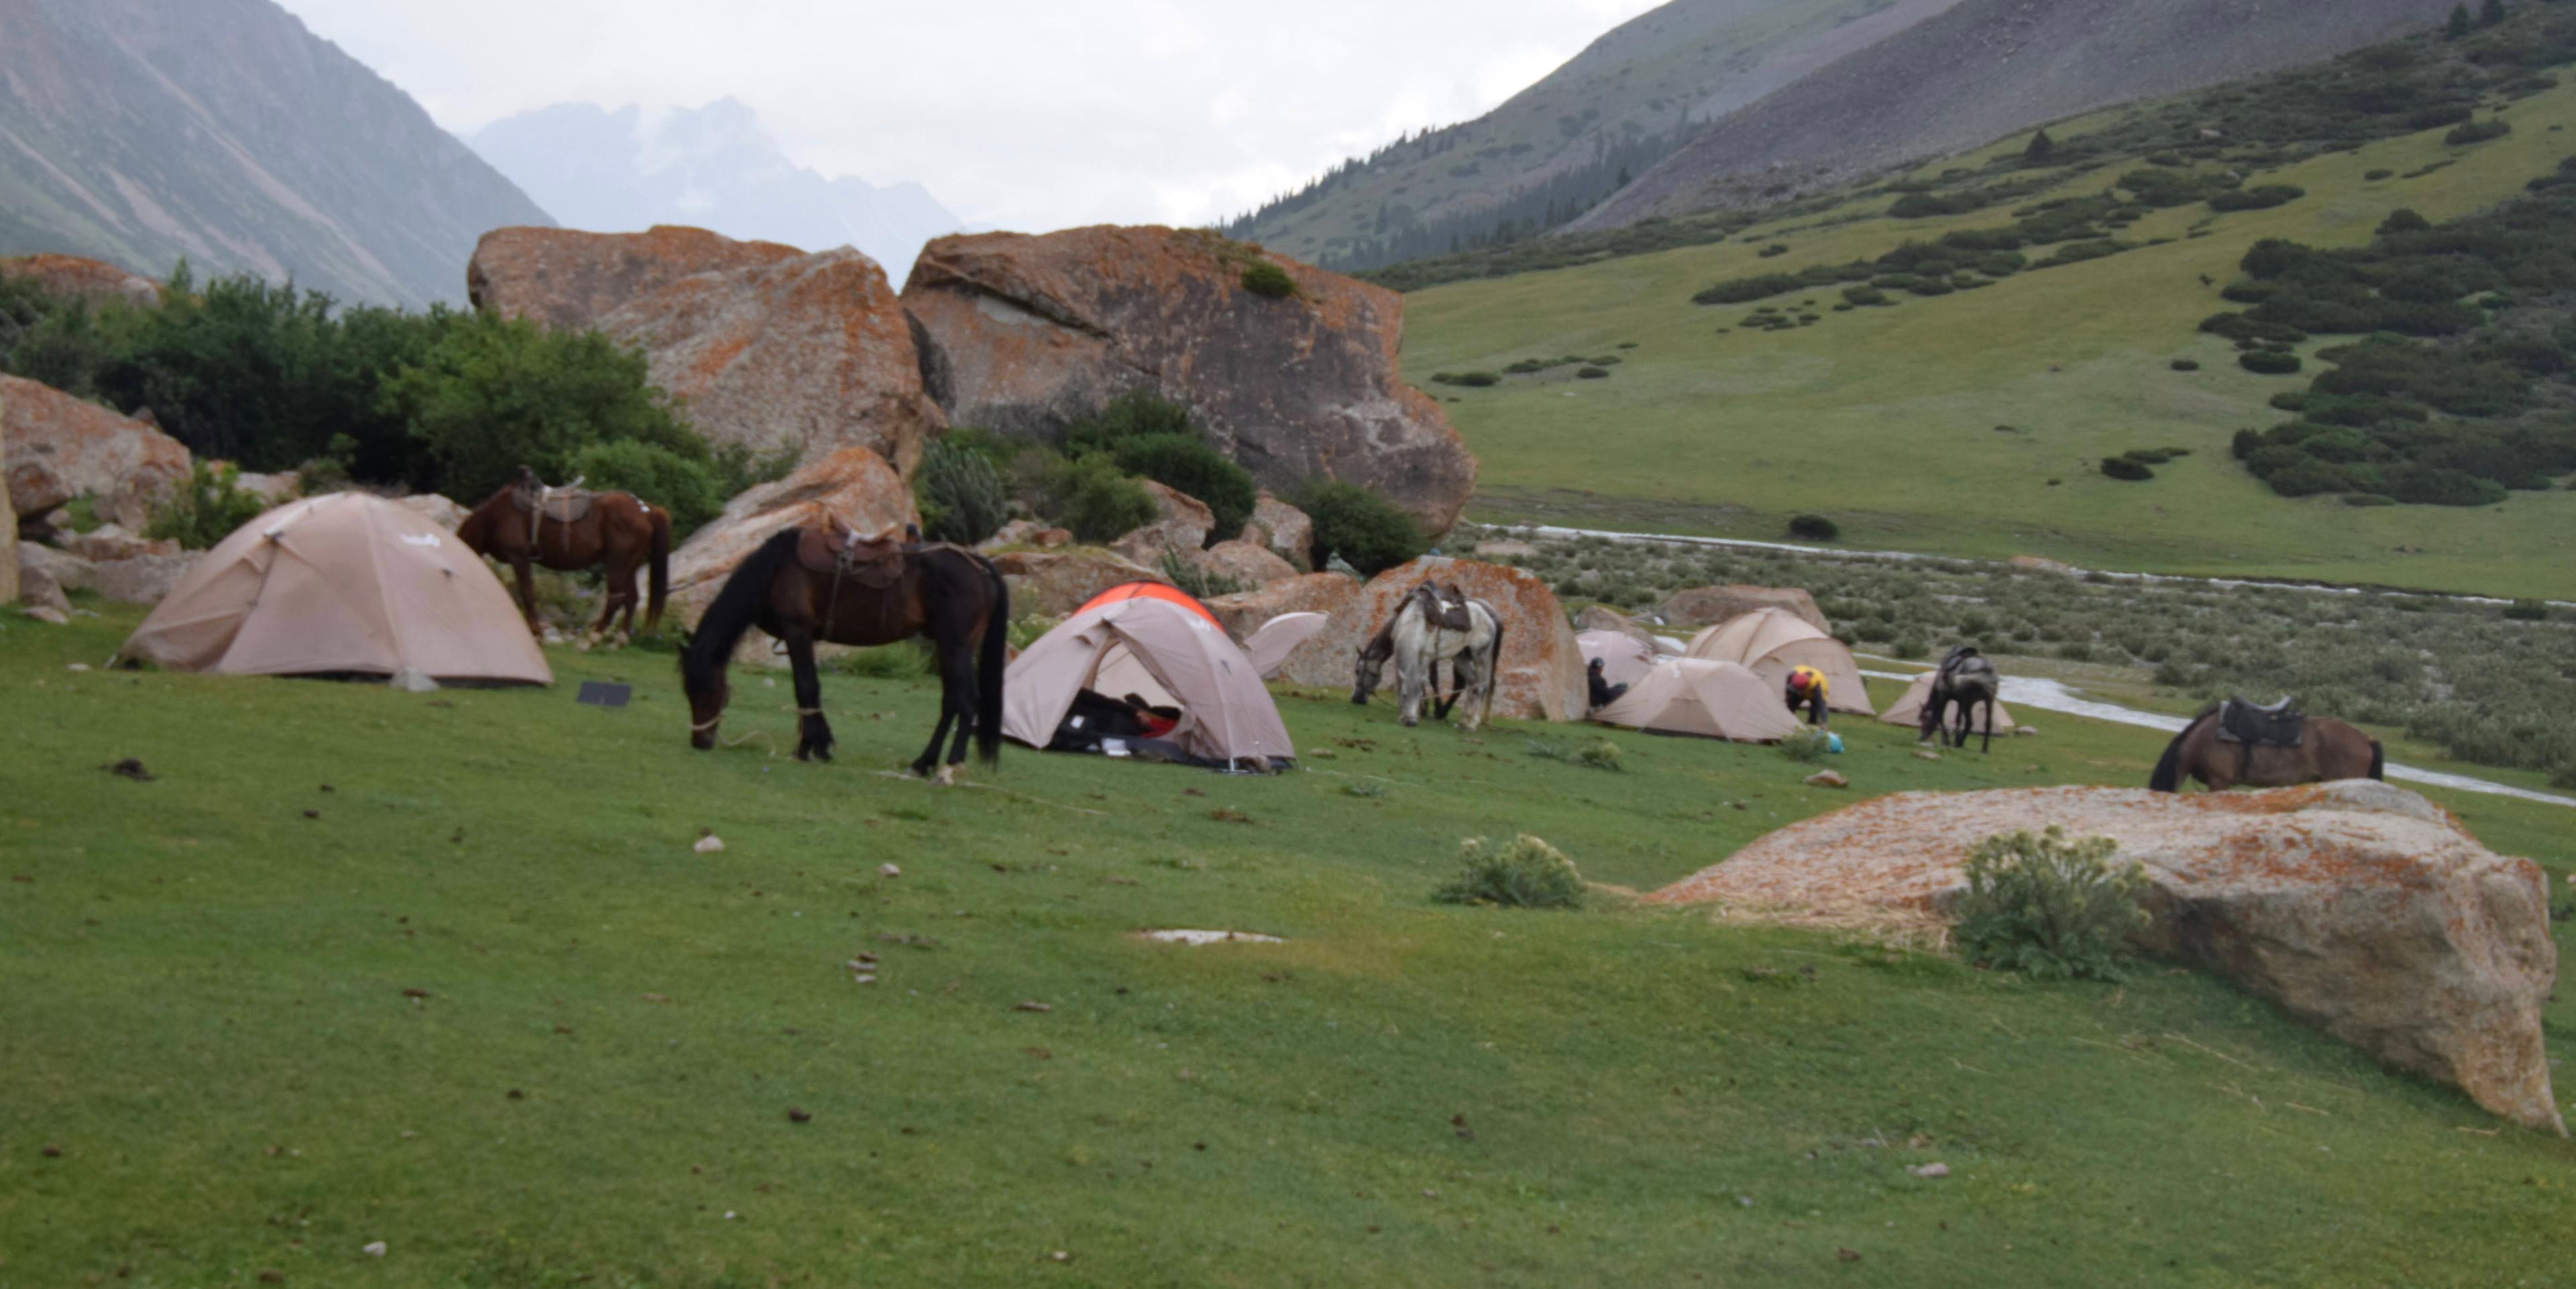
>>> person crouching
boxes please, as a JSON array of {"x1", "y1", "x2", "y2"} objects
[{"x1": 1784, "y1": 664, "x2": 1829, "y2": 726}]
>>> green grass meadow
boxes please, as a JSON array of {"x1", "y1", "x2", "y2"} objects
[
  {"x1": 1403, "y1": 81, "x2": 2576, "y2": 599},
  {"x1": 6, "y1": 608, "x2": 2576, "y2": 1286}
]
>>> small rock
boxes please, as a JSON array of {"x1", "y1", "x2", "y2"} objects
[
  {"x1": 103, "y1": 758, "x2": 153, "y2": 782},
  {"x1": 41, "y1": 1142, "x2": 62, "y2": 1158},
  {"x1": 1837, "y1": 1247, "x2": 1862, "y2": 1262},
  {"x1": 787, "y1": 1107, "x2": 812, "y2": 1123},
  {"x1": 22, "y1": 606, "x2": 70, "y2": 625},
  {"x1": 879, "y1": 862, "x2": 901, "y2": 878},
  {"x1": 506, "y1": 1088, "x2": 525, "y2": 1100},
  {"x1": 693, "y1": 834, "x2": 725, "y2": 854},
  {"x1": 362, "y1": 1241, "x2": 387, "y2": 1257},
  {"x1": 1909, "y1": 1162, "x2": 1951, "y2": 1178},
  {"x1": 1049, "y1": 1251, "x2": 1072, "y2": 1263},
  {"x1": 389, "y1": 667, "x2": 440, "y2": 693},
  {"x1": 65, "y1": 662, "x2": 89, "y2": 672},
  {"x1": 1804, "y1": 770, "x2": 1849, "y2": 789},
  {"x1": 303, "y1": 809, "x2": 321, "y2": 819},
  {"x1": 2016, "y1": 726, "x2": 2039, "y2": 736},
  {"x1": 641, "y1": 993, "x2": 671, "y2": 1004},
  {"x1": 258, "y1": 1270, "x2": 284, "y2": 1284},
  {"x1": 1913, "y1": 749, "x2": 1941, "y2": 761},
  {"x1": 1014, "y1": 1000, "x2": 1053, "y2": 1013}
]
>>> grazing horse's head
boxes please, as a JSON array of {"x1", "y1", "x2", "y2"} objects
[
  {"x1": 680, "y1": 648, "x2": 731, "y2": 750},
  {"x1": 1351, "y1": 633, "x2": 1390, "y2": 704}
]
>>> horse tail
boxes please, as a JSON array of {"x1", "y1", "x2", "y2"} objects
[
  {"x1": 1484, "y1": 608, "x2": 1505, "y2": 724},
  {"x1": 2149, "y1": 708, "x2": 2215, "y2": 793},
  {"x1": 681, "y1": 527, "x2": 797, "y2": 703},
  {"x1": 2367, "y1": 736, "x2": 2385, "y2": 781},
  {"x1": 645, "y1": 505, "x2": 672, "y2": 630},
  {"x1": 973, "y1": 553, "x2": 1009, "y2": 767}
]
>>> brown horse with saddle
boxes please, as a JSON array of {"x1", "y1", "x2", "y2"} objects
[
  {"x1": 458, "y1": 467, "x2": 672, "y2": 645},
  {"x1": 2148, "y1": 696, "x2": 2383, "y2": 791},
  {"x1": 680, "y1": 519, "x2": 1008, "y2": 781}
]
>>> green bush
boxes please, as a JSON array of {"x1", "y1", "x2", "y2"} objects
[
  {"x1": 1576, "y1": 366, "x2": 1610, "y2": 379},
  {"x1": 1779, "y1": 728, "x2": 1831, "y2": 763},
  {"x1": 1432, "y1": 371, "x2": 1501, "y2": 387},
  {"x1": 1240, "y1": 262, "x2": 1296, "y2": 298},
  {"x1": 1841, "y1": 285, "x2": 1890, "y2": 306},
  {"x1": 1295, "y1": 479, "x2": 1426, "y2": 575},
  {"x1": 2342, "y1": 492, "x2": 2398, "y2": 506},
  {"x1": 1526, "y1": 738, "x2": 1625, "y2": 771},
  {"x1": 1692, "y1": 274, "x2": 1806, "y2": 305},
  {"x1": 2444, "y1": 119, "x2": 2511, "y2": 145},
  {"x1": 145, "y1": 461, "x2": 269, "y2": 550},
  {"x1": 566, "y1": 439, "x2": 729, "y2": 537},
  {"x1": 2170, "y1": 358, "x2": 2201, "y2": 371},
  {"x1": 1159, "y1": 550, "x2": 1247, "y2": 601},
  {"x1": 2239, "y1": 349, "x2": 2302, "y2": 375},
  {"x1": 1786, "y1": 513, "x2": 1840, "y2": 541},
  {"x1": 2101, "y1": 457, "x2": 2155, "y2": 481},
  {"x1": 1106, "y1": 434, "x2": 1254, "y2": 540},
  {"x1": 1034, "y1": 453, "x2": 1158, "y2": 543},
  {"x1": 2503, "y1": 598, "x2": 2551, "y2": 621},
  {"x1": 913, "y1": 436, "x2": 1012, "y2": 547},
  {"x1": 2208, "y1": 184, "x2": 2304, "y2": 212},
  {"x1": 1434, "y1": 834, "x2": 1585, "y2": 909},
  {"x1": 2376, "y1": 208, "x2": 2431, "y2": 235},
  {"x1": 1953, "y1": 827, "x2": 2149, "y2": 981},
  {"x1": 2365, "y1": 168, "x2": 2396, "y2": 180}
]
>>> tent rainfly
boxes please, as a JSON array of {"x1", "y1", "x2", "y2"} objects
[
  {"x1": 1244, "y1": 611, "x2": 1327, "y2": 680},
  {"x1": 1683, "y1": 607, "x2": 1874, "y2": 716},
  {"x1": 118, "y1": 492, "x2": 551, "y2": 685},
  {"x1": 1591, "y1": 659, "x2": 1799, "y2": 742},
  {"x1": 1880, "y1": 671, "x2": 2018, "y2": 733},
  {"x1": 1575, "y1": 628, "x2": 1658, "y2": 690},
  {"x1": 1074, "y1": 580, "x2": 1221, "y2": 627},
  {"x1": 1003, "y1": 596, "x2": 1295, "y2": 768}
]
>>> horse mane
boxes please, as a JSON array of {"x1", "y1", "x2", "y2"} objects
[{"x1": 680, "y1": 527, "x2": 800, "y2": 698}]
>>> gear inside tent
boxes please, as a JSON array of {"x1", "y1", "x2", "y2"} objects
[
  {"x1": 117, "y1": 492, "x2": 551, "y2": 685},
  {"x1": 1682, "y1": 606, "x2": 1874, "y2": 716},
  {"x1": 1575, "y1": 628, "x2": 1658, "y2": 689},
  {"x1": 1590, "y1": 658, "x2": 1800, "y2": 742},
  {"x1": 1002, "y1": 593, "x2": 1295, "y2": 770}
]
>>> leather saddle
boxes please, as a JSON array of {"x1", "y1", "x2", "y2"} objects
[
  {"x1": 796, "y1": 518, "x2": 910, "y2": 588},
  {"x1": 2216, "y1": 695, "x2": 2303, "y2": 746},
  {"x1": 1415, "y1": 581, "x2": 1474, "y2": 632},
  {"x1": 510, "y1": 473, "x2": 595, "y2": 528}
]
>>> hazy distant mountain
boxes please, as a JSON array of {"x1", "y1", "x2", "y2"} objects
[
  {"x1": 0, "y1": 0, "x2": 551, "y2": 308},
  {"x1": 470, "y1": 100, "x2": 961, "y2": 278}
]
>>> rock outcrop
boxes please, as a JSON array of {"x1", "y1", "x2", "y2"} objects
[
  {"x1": 1108, "y1": 480, "x2": 1214, "y2": 568},
  {"x1": 1652, "y1": 781, "x2": 2563, "y2": 1133},
  {"x1": 468, "y1": 227, "x2": 946, "y2": 475},
  {"x1": 1203, "y1": 573, "x2": 1365, "y2": 683},
  {"x1": 0, "y1": 396, "x2": 15, "y2": 604},
  {"x1": 977, "y1": 519, "x2": 1071, "y2": 551},
  {"x1": 902, "y1": 225, "x2": 1476, "y2": 534},
  {"x1": 390, "y1": 494, "x2": 468, "y2": 532},
  {"x1": 989, "y1": 548, "x2": 1166, "y2": 619},
  {"x1": 56, "y1": 524, "x2": 178, "y2": 562},
  {"x1": 1189, "y1": 539, "x2": 1298, "y2": 590},
  {"x1": 1240, "y1": 491, "x2": 1313, "y2": 572},
  {"x1": 1662, "y1": 584, "x2": 1830, "y2": 632},
  {"x1": 1, "y1": 374, "x2": 191, "y2": 530},
  {"x1": 87, "y1": 552, "x2": 199, "y2": 605},
  {"x1": 667, "y1": 445, "x2": 920, "y2": 627},
  {"x1": 1281, "y1": 556, "x2": 1585, "y2": 720},
  {"x1": 0, "y1": 254, "x2": 160, "y2": 308}
]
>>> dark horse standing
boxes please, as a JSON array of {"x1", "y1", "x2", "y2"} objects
[
  {"x1": 680, "y1": 526, "x2": 1008, "y2": 781},
  {"x1": 1919, "y1": 646, "x2": 2003, "y2": 753},
  {"x1": 457, "y1": 469, "x2": 671, "y2": 644},
  {"x1": 2149, "y1": 702, "x2": 2383, "y2": 792}
]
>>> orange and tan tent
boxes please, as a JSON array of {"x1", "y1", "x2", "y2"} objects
[
  {"x1": 1575, "y1": 628, "x2": 1658, "y2": 690},
  {"x1": 1074, "y1": 580, "x2": 1219, "y2": 628},
  {"x1": 1881, "y1": 671, "x2": 2017, "y2": 733},
  {"x1": 118, "y1": 492, "x2": 550, "y2": 685},
  {"x1": 1684, "y1": 607, "x2": 1874, "y2": 716},
  {"x1": 1591, "y1": 659, "x2": 1799, "y2": 742},
  {"x1": 1003, "y1": 595, "x2": 1293, "y2": 766}
]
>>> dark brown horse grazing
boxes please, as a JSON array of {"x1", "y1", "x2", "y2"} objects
[
  {"x1": 1919, "y1": 646, "x2": 2002, "y2": 754},
  {"x1": 679, "y1": 526, "x2": 1008, "y2": 781},
  {"x1": 2148, "y1": 705, "x2": 2384, "y2": 792},
  {"x1": 457, "y1": 471, "x2": 671, "y2": 644}
]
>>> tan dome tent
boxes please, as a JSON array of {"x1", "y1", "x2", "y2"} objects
[
  {"x1": 1575, "y1": 628, "x2": 1658, "y2": 689},
  {"x1": 1684, "y1": 607, "x2": 1874, "y2": 716},
  {"x1": 119, "y1": 492, "x2": 551, "y2": 685},
  {"x1": 1881, "y1": 671, "x2": 2017, "y2": 733},
  {"x1": 1003, "y1": 596, "x2": 1295, "y2": 769},
  {"x1": 1244, "y1": 611, "x2": 1327, "y2": 680},
  {"x1": 1591, "y1": 659, "x2": 1799, "y2": 742}
]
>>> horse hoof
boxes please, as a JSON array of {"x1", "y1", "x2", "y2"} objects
[
  {"x1": 933, "y1": 765, "x2": 956, "y2": 787},
  {"x1": 1399, "y1": 716, "x2": 1418, "y2": 728}
]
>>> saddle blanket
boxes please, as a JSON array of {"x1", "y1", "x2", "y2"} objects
[{"x1": 2216, "y1": 697, "x2": 2304, "y2": 746}]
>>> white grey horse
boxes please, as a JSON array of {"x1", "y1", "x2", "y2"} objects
[{"x1": 1350, "y1": 583, "x2": 1505, "y2": 731}]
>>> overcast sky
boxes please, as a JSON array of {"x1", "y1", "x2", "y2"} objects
[{"x1": 273, "y1": 0, "x2": 1663, "y2": 232}]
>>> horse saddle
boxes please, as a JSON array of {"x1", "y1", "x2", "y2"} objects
[
  {"x1": 1417, "y1": 581, "x2": 1474, "y2": 632},
  {"x1": 797, "y1": 519, "x2": 910, "y2": 587},
  {"x1": 2216, "y1": 695, "x2": 2304, "y2": 746},
  {"x1": 510, "y1": 478, "x2": 595, "y2": 535}
]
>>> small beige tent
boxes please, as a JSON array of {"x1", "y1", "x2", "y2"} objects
[
  {"x1": 1591, "y1": 659, "x2": 1800, "y2": 742},
  {"x1": 1003, "y1": 596, "x2": 1295, "y2": 767},
  {"x1": 1575, "y1": 628, "x2": 1658, "y2": 689},
  {"x1": 1244, "y1": 611, "x2": 1327, "y2": 680},
  {"x1": 1881, "y1": 671, "x2": 2017, "y2": 733},
  {"x1": 119, "y1": 492, "x2": 550, "y2": 685},
  {"x1": 1684, "y1": 607, "x2": 1874, "y2": 716}
]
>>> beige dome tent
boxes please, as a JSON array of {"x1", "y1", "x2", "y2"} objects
[
  {"x1": 119, "y1": 492, "x2": 550, "y2": 685},
  {"x1": 1003, "y1": 596, "x2": 1294, "y2": 767},
  {"x1": 1575, "y1": 628, "x2": 1658, "y2": 689},
  {"x1": 1244, "y1": 611, "x2": 1327, "y2": 680},
  {"x1": 1881, "y1": 671, "x2": 2017, "y2": 733},
  {"x1": 1684, "y1": 607, "x2": 1874, "y2": 716},
  {"x1": 1591, "y1": 659, "x2": 1799, "y2": 742}
]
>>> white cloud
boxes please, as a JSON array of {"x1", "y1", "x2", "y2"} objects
[{"x1": 274, "y1": 0, "x2": 1662, "y2": 233}]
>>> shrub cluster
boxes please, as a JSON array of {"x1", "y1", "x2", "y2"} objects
[
  {"x1": 1293, "y1": 479, "x2": 1426, "y2": 575},
  {"x1": 1953, "y1": 827, "x2": 2149, "y2": 982},
  {"x1": 145, "y1": 462, "x2": 269, "y2": 550},
  {"x1": 1434, "y1": 835, "x2": 1585, "y2": 909}
]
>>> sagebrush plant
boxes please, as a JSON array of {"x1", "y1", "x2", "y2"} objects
[
  {"x1": 1294, "y1": 479, "x2": 1427, "y2": 575},
  {"x1": 1779, "y1": 728, "x2": 1831, "y2": 763},
  {"x1": 1434, "y1": 834, "x2": 1585, "y2": 909},
  {"x1": 1525, "y1": 738, "x2": 1623, "y2": 771},
  {"x1": 914, "y1": 437, "x2": 1011, "y2": 547},
  {"x1": 146, "y1": 461, "x2": 268, "y2": 550},
  {"x1": 1953, "y1": 826, "x2": 2150, "y2": 982},
  {"x1": 1159, "y1": 551, "x2": 1247, "y2": 601}
]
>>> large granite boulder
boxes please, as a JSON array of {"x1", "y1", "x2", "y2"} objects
[
  {"x1": 1662, "y1": 584, "x2": 1831, "y2": 632},
  {"x1": 57, "y1": 523, "x2": 178, "y2": 562},
  {"x1": 1240, "y1": 490, "x2": 1313, "y2": 572},
  {"x1": 902, "y1": 226, "x2": 1476, "y2": 534},
  {"x1": 1573, "y1": 604, "x2": 1657, "y2": 647},
  {"x1": 468, "y1": 227, "x2": 945, "y2": 475},
  {"x1": 1189, "y1": 539, "x2": 1298, "y2": 590},
  {"x1": 1, "y1": 374, "x2": 191, "y2": 530},
  {"x1": 390, "y1": 494, "x2": 469, "y2": 532},
  {"x1": 88, "y1": 552, "x2": 199, "y2": 606},
  {"x1": 989, "y1": 547, "x2": 1166, "y2": 619},
  {"x1": 668, "y1": 445, "x2": 919, "y2": 627},
  {"x1": 1108, "y1": 480, "x2": 1214, "y2": 567},
  {"x1": 0, "y1": 392, "x2": 14, "y2": 604},
  {"x1": 0, "y1": 254, "x2": 160, "y2": 308},
  {"x1": 1283, "y1": 556, "x2": 1586, "y2": 720},
  {"x1": 1203, "y1": 573, "x2": 1364, "y2": 686},
  {"x1": 1653, "y1": 781, "x2": 2563, "y2": 1133}
]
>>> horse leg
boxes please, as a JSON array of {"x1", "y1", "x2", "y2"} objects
[
  {"x1": 936, "y1": 636, "x2": 978, "y2": 783},
  {"x1": 782, "y1": 630, "x2": 834, "y2": 762},
  {"x1": 511, "y1": 556, "x2": 541, "y2": 635},
  {"x1": 911, "y1": 649, "x2": 961, "y2": 779},
  {"x1": 1979, "y1": 696, "x2": 1994, "y2": 754},
  {"x1": 1396, "y1": 649, "x2": 1424, "y2": 728}
]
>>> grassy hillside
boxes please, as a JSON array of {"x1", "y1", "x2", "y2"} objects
[
  {"x1": 1405, "y1": 77, "x2": 2576, "y2": 598},
  {"x1": 6, "y1": 606, "x2": 2575, "y2": 1285}
]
